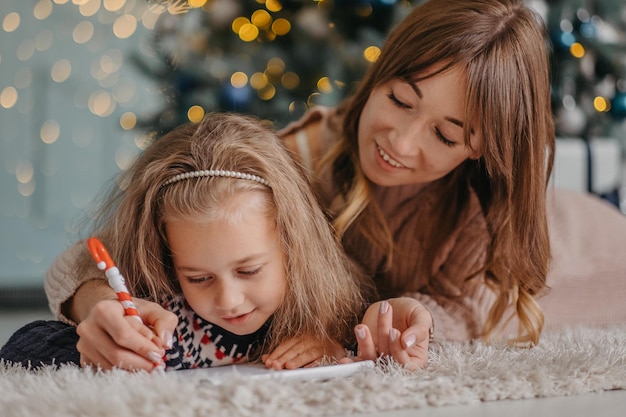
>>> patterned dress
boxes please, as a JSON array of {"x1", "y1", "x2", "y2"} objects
[{"x1": 162, "y1": 295, "x2": 269, "y2": 370}]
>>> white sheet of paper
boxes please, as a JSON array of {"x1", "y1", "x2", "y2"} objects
[{"x1": 182, "y1": 360, "x2": 375, "y2": 383}]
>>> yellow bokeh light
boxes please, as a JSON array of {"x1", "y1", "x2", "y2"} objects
[
  {"x1": 570, "y1": 42, "x2": 585, "y2": 58},
  {"x1": 104, "y1": 0, "x2": 126, "y2": 12},
  {"x1": 251, "y1": 10, "x2": 272, "y2": 28},
  {"x1": 272, "y1": 18, "x2": 291, "y2": 36},
  {"x1": 232, "y1": 17, "x2": 250, "y2": 34},
  {"x1": 3, "y1": 12, "x2": 21, "y2": 32},
  {"x1": 189, "y1": 0, "x2": 208, "y2": 7},
  {"x1": 40, "y1": 120, "x2": 61, "y2": 144},
  {"x1": 265, "y1": 0, "x2": 282, "y2": 12},
  {"x1": 73, "y1": 21, "x2": 94, "y2": 44},
  {"x1": 288, "y1": 100, "x2": 307, "y2": 114},
  {"x1": 0, "y1": 87, "x2": 18, "y2": 109},
  {"x1": 250, "y1": 72, "x2": 268, "y2": 89},
  {"x1": 317, "y1": 77, "x2": 333, "y2": 94},
  {"x1": 34, "y1": 0, "x2": 54, "y2": 20},
  {"x1": 187, "y1": 105, "x2": 205, "y2": 122},
  {"x1": 79, "y1": 0, "x2": 101, "y2": 17},
  {"x1": 363, "y1": 46, "x2": 381, "y2": 63},
  {"x1": 593, "y1": 96, "x2": 610, "y2": 112},
  {"x1": 281, "y1": 72, "x2": 299, "y2": 90},
  {"x1": 113, "y1": 14, "x2": 137, "y2": 39},
  {"x1": 88, "y1": 90, "x2": 115, "y2": 117},
  {"x1": 51, "y1": 59, "x2": 72, "y2": 83},
  {"x1": 16, "y1": 161, "x2": 34, "y2": 184},
  {"x1": 230, "y1": 71, "x2": 249, "y2": 87},
  {"x1": 120, "y1": 112, "x2": 137, "y2": 130},
  {"x1": 266, "y1": 57, "x2": 285, "y2": 76},
  {"x1": 258, "y1": 84, "x2": 276, "y2": 101},
  {"x1": 239, "y1": 23, "x2": 259, "y2": 42},
  {"x1": 100, "y1": 50, "x2": 123, "y2": 74},
  {"x1": 141, "y1": 8, "x2": 160, "y2": 30}
]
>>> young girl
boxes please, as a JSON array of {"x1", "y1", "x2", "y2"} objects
[{"x1": 1, "y1": 113, "x2": 369, "y2": 371}]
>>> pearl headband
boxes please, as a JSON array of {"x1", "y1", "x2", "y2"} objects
[{"x1": 162, "y1": 170, "x2": 270, "y2": 188}]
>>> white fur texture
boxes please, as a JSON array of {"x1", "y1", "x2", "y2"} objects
[{"x1": 1, "y1": 325, "x2": 625, "y2": 417}]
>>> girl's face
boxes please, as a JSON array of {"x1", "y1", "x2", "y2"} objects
[
  {"x1": 166, "y1": 192, "x2": 286, "y2": 336},
  {"x1": 358, "y1": 65, "x2": 482, "y2": 188}
]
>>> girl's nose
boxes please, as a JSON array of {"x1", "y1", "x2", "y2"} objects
[{"x1": 213, "y1": 280, "x2": 244, "y2": 311}]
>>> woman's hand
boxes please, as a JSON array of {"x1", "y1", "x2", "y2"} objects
[
  {"x1": 72, "y1": 281, "x2": 178, "y2": 371},
  {"x1": 262, "y1": 336, "x2": 346, "y2": 370},
  {"x1": 344, "y1": 297, "x2": 433, "y2": 371}
]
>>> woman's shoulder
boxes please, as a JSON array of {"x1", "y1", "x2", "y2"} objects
[{"x1": 278, "y1": 106, "x2": 338, "y2": 167}]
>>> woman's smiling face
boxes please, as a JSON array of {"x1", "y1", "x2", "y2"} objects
[{"x1": 358, "y1": 65, "x2": 482, "y2": 188}]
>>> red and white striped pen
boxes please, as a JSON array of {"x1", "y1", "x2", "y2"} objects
[{"x1": 87, "y1": 237, "x2": 142, "y2": 322}]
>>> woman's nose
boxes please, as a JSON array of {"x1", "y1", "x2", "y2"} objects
[{"x1": 389, "y1": 119, "x2": 423, "y2": 156}]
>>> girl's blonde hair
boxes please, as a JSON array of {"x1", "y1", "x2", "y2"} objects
[
  {"x1": 326, "y1": 0, "x2": 554, "y2": 345},
  {"x1": 77, "y1": 113, "x2": 367, "y2": 353}
]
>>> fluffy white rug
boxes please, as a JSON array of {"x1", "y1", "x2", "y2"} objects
[{"x1": 1, "y1": 325, "x2": 625, "y2": 417}]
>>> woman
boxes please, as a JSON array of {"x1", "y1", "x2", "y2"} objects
[{"x1": 44, "y1": 0, "x2": 626, "y2": 371}]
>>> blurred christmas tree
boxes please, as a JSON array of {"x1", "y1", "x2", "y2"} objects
[
  {"x1": 546, "y1": 0, "x2": 626, "y2": 139},
  {"x1": 133, "y1": 0, "x2": 626, "y2": 141},
  {"x1": 132, "y1": 0, "x2": 420, "y2": 135}
]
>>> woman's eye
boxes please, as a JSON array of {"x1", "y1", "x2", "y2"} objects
[
  {"x1": 435, "y1": 128, "x2": 456, "y2": 147},
  {"x1": 387, "y1": 92, "x2": 411, "y2": 109},
  {"x1": 238, "y1": 266, "x2": 262, "y2": 277}
]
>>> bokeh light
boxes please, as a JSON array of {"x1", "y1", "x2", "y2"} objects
[
  {"x1": 187, "y1": 105, "x2": 205, "y2": 122},
  {"x1": 40, "y1": 120, "x2": 61, "y2": 144},
  {"x1": 113, "y1": 14, "x2": 137, "y2": 39},
  {"x1": 51, "y1": 59, "x2": 72, "y2": 83},
  {"x1": 0, "y1": 87, "x2": 18, "y2": 109},
  {"x1": 2, "y1": 12, "x2": 21, "y2": 32}
]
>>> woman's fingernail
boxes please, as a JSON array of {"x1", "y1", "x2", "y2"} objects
[
  {"x1": 403, "y1": 334, "x2": 416, "y2": 349},
  {"x1": 389, "y1": 328, "x2": 399, "y2": 342},
  {"x1": 380, "y1": 300, "x2": 389, "y2": 314},
  {"x1": 163, "y1": 331, "x2": 173, "y2": 349},
  {"x1": 355, "y1": 325, "x2": 367, "y2": 340}
]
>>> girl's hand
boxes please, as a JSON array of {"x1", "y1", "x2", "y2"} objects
[
  {"x1": 75, "y1": 298, "x2": 178, "y2": 371},
  {"x1": 343, "y1": 297, "x2": 433, "y2": 371},
  {"x1": 261, "y1": 336, "x2": 347, "y2": 370}
]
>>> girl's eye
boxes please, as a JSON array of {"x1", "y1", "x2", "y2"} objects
[
  {"x1": 238, "y1": 266, "x2": 262, "y2": 277},
  {"x1": 187, "y1": 276, "x2": 211, "y2": 284},
  {"x1": 435, "y1": 128, "x2": 456, "y2": 147},
  {"x1": 387, "y1": 92, "x2": 411, "y2": 109}
]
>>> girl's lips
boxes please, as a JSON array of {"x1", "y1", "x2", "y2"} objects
[{"x1": 222, "y1": 310, "x2": 254, "y2": 326}]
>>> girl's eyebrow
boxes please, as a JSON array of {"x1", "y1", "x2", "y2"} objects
[
  {"x1": 176, "y1": 254, "x2": 266, "y2": 272},
  {"x1": 409, "y1": 82, "x2": 474, "y2": 134}
]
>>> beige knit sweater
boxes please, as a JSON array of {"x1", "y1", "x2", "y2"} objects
[{"x1": 45, "y1": 107, "x2": 626, "y2": 342}]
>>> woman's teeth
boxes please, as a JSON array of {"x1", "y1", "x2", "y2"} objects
[{"x1": 377, "y1": 145, "x2": 403, "y2": 168}]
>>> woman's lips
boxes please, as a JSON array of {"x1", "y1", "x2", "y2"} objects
[{"x1": 376, "y1": 144, "x2": 405, "y2": 169}]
